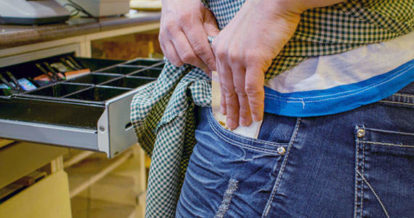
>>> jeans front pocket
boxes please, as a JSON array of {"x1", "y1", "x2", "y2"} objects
[
  {"x1": 354, "y1": 126, "x2": 414, "y2": 218},
  {"x1": 176, "y1": 107, "x2": 292, "y2": 218}
]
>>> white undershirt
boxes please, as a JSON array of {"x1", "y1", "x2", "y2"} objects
[{"x1": 266, "y1": 31, "x2": 414, "y2": 93}]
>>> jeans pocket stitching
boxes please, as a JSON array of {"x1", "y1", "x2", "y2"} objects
[
  {"x1": 356, "y1": 169, "x2": 391, "y2": 218},
  {"x1": 363, "y1": 127, "x2": 414, "y2": 148},
  {"x1": 365, "y1": 127, "x2": 414, "y2": 136},
  {"x1": 379, "y1": 100, "x2": 414, "y2": 106},
  {"x1": 206, "y1": 110, "x2": 288, "y2": 153},
  {"x1": 355, "y1": 138, "x2": 392, "y2": 218},
  {"x1": 355, "y1": 126, "x2": 365, "y2": 218},
  {"x1": 355, "y1": 125, "x2": 399, "y2": 218},
  {"x1": 262, "y1": 118, "x2": 301, "y2": 218},
  {"x1": 207, "y1": 108, "x2": 286, "y2": 147},
  {"x1": 359, "y1": 140, "x2": 414, "y2": 148},
  {"x1": 208, "y1": 116, "x2": 283, "y2": 154},
  {"x1": 391, "y1": 93, "x2": 414, "y2": 98}
]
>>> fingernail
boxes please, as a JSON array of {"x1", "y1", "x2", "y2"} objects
[
  {"x1": 220, "y1": 107, "x2": 226, "y2": 115},
  {"x1": 240, "y1": 118, "x2": 251, "y2": 127},
  {"x1": 253, "y1": 114, "x2": 263, "y2": 122},
  {"x1": 227, "y1": 119, "x2": 237, "y2": 130}
]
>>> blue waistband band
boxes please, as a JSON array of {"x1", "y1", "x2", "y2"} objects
[{"x1": 264, "y1": 58, "x2": 414, "y2": 117}]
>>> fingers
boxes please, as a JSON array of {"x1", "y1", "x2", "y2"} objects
[
  {"x1": 220, "y1": 85, "x2": 227, "y2": 115},
  {"x1": 159, "y1": 4, "x2": 218, "y2": 73},
  {"x1": 231, "y1": 63, "x2": 252, "y2": 127},
  {"x1": 170, "y1": 31, "x2": 209, "y2": 72},
  {"x1": 217, "y1": 60, "x2": 239, "y2": 130},
  {"x1": 245, "y1": 65, "x2": 265, "y2": 122},
  {"x1": 214, "y1": 44, "x2": 265, "y2": 129},
  {"x1": 182, "y1": 19, "x2": 217, "y2": 71},
  {"x1": 160, "y1": 40, "x2": 183, "y2": 67}
]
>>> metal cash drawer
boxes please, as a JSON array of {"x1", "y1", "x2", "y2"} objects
[{"x1": 0, "y1": 56, "x2": 164, "y2": 157}]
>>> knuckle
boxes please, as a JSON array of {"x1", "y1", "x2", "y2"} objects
[
  {"x1": 245, "y1": 84, "x2": 263, "y2": 97},
  {"x1": 228, "y1": 52, "x2": 241, "y2": 62},
  {"x1": 181, "y1": 52, "x2": 196, "y2": 63},
  {"x1": 223, "y1": 89, "x2": 237, "y2": 98},
  {"x1": 192, "y1": 42, "x2": 206, "y2": 56},
  {"x1": 178, "y1": 13, "x2": 191, "y2": 26},
  {"x1": 170, "y1": 60, "x2": 182, "y2": 67},
  {"x1": 245, "y1": 53, "x2": 262, "y2": 63},
  {"x1": 234, "y1": 86, "x2": 247, "y2": 96},
  {"x1": 215, "y1": 49, "x2": 226, "y2": 59},
  {"x1": 226, "y1": 101, "x2": 238, "y2": 111},
  {"x1": 164, "y1": 22, "x2": 178, "y2": 34},
  {"x1": 239, "y1": 106, "x2": 250, "y2": 116}
]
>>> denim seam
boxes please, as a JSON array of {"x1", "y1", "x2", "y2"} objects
[
  {"x1": 356, "y1": 170, "x2": 391, "y2": 218},
  {"x1": 359, "y1": 141, "x2": 414, "y2": 148},
  {"x1": 264, "y1": 63, "x2": 414, "y2": 102},
  {"x1": 355, "y1": 138, "x2": 365, "y2": 218},
  {"x1": 391, "y1": 93, "x2": 414, "y2": 98},
  {"x1": 362, "y1": 139, "x2": 365, "y2": 216},
  {"x1": 208, "y1": 117, "x2": 284, "y2": 154},
  {"x1": 262, "y1": 118, "x2": 302, "y2": 218},
  {"x1": 354, "y1": 136, "x2": 359, "y2": 218},
  {"x1": 355, "y1": 125, "x2": 365, "y2": 218},
  {"x1": 379, "y1": 100, "x2": 414, "y2": 106},
  {"x1": 365, "y1": 127, "x2": 414, "y2": 136}
]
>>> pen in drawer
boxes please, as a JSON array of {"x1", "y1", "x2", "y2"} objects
[
  {"x1": 0, "y1": 74, "x2": 15, "y2": 90},
  {"x1": 43, "y1": 62, "x2": 65, "y2": 80},
  {"x1": 60, "y1": 57, "x2": 78, "y2": 70},
  {"x1": 35, "y1": 63, "x2": 56, "y2": 81},
  {"x1": 6, "y1": 71, "x2": 24, "y2": 90},
  {"x1": 67, "y1": 56, "x2": 83, "y2": 69}
]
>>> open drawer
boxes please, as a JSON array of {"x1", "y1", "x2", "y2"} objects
[{"x1": 0, "y1": 54, "x2": 164, "y2": 157}]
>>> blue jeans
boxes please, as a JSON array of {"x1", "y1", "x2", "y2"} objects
[{"x1": 176, "y1": 82, "x2": 414, "y2": 217}]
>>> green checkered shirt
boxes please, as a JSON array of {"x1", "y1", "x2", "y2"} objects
[{"x1": 130, "y1": 0, "x2": 414, "y2": 217}]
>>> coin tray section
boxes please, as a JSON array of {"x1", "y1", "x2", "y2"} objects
[
  {"x1": 27, "y1": 83, "x2": 91, "y2": 98},
  {"x1": 68, "y1": 74, "x2": 121, "y2": 85},
  {"x1": 124, "y1": 59, "x2": 164, "y2": 68},
  {"x1": 130, "y1": 68, "x2": 162, "y2": 78},
  {"x1": 100, "y1": 66, "x2": 140, "y2": 75},
  {"x1": 103, "y1": 77, "x2": 155, "y2": 89},
  {"x1": 65, "y1": 87, "x2": 130, "y2": 102}
]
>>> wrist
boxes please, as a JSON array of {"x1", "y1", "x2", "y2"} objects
[
  {"x1": 255, "y1": 0, "x2": 345, "y2": 14},
  {"x1": 249, "y1": 0, "x2": 305, "y2": 19}
]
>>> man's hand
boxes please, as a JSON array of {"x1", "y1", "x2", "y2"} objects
[
  {"x1": 159, "y1": 0, "x2": 219, "y2": 73},
  {"x1": 212, "y1": 0, "x2": 344, "y2": 130},
  {"x1": 212, "y1": 0, "x2": 302, "y2": 130}
]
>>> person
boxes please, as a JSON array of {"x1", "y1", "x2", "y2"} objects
[{"x1": 131, "y1": 0, "x2": 414, "y2": 217}]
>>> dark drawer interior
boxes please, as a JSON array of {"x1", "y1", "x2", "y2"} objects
[{"x1": 0, "y1": 54, "x2": 163, "y2": 129}]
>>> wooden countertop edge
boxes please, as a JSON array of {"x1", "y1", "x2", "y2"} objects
[{"x1": 0, "y1": 12, "x2": 161, "y2": 49}]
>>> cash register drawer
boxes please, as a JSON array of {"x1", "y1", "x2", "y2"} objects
[{"x1": 0, "y1": 55, "x2": 164, "y2": 157}]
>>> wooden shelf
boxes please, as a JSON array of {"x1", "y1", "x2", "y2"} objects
[
  {"x1": 65, "y1": 146, "x2": 146, "y2": 217},
  {"x1": 71, "y1": 197, "x2": 136, "y2": 218},
  {"x1": 64, "y1": 150, "x2": 95, "y2": 169},
  {"x1": 67, "y1": 150, "x2": 133, "y2": 198}
]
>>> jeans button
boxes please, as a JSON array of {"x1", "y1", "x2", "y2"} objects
[
  {"x1": 357, "y1": 128, "x2": 366, "y2": 138},
  {"x1": 277, "y1": 146, "x2": 286, "y2": 155}
]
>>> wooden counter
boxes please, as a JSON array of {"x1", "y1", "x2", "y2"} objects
[{"x1": 0, "y1": 11, "x2": 161, "y2": 49}]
